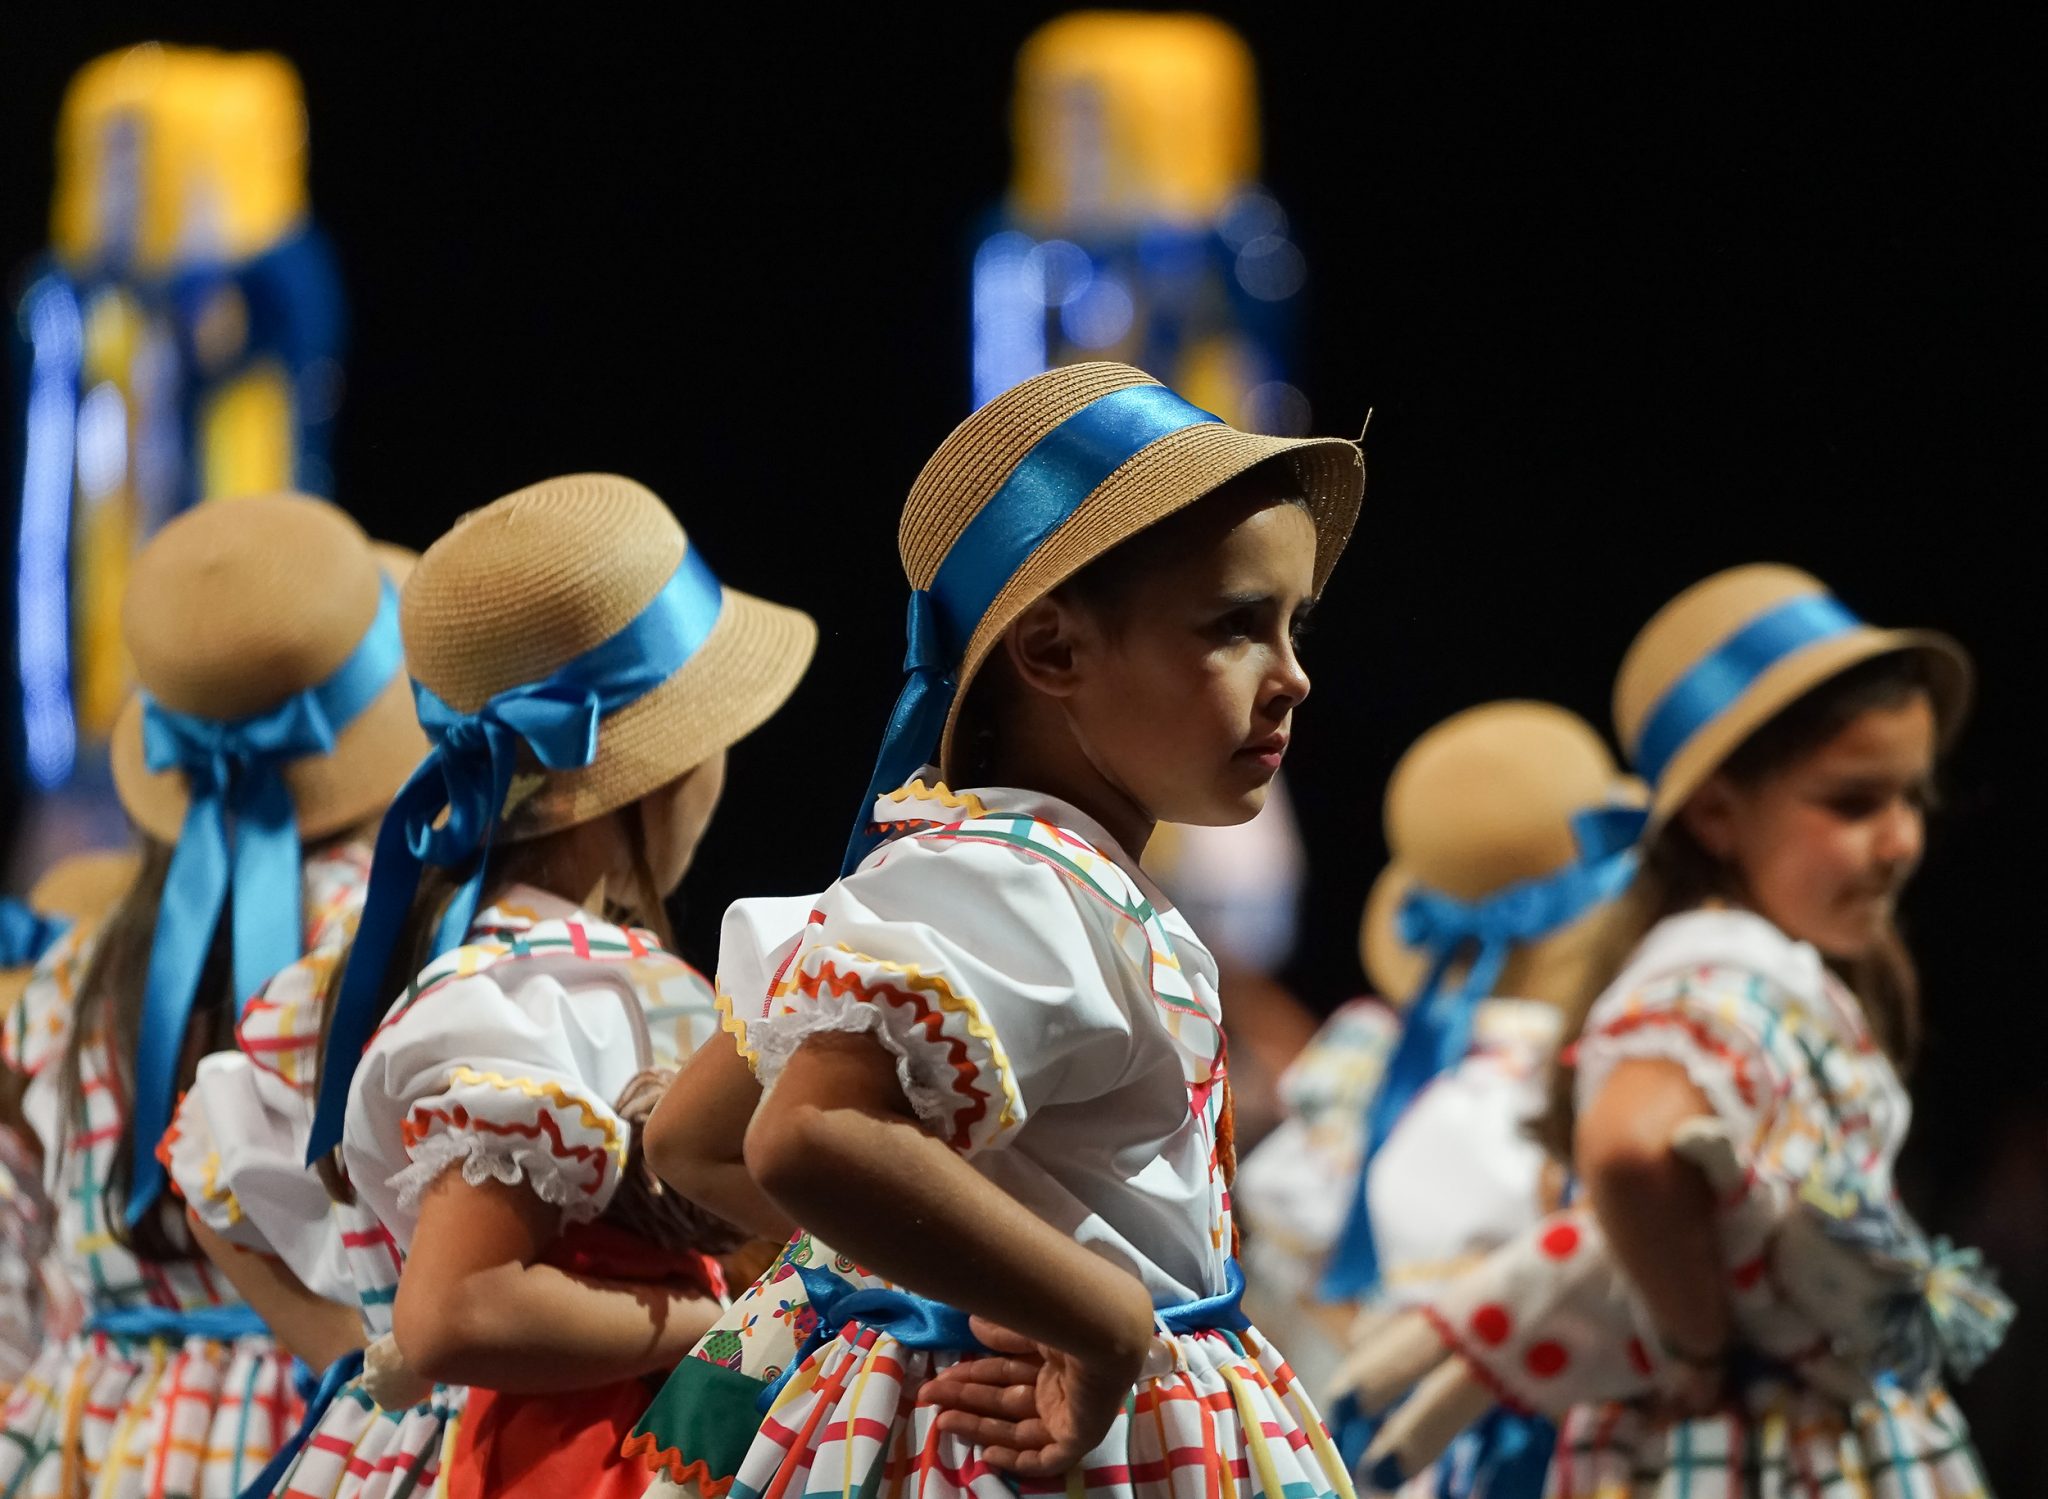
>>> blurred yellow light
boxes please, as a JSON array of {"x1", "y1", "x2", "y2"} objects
[
  {"x1": 1011, "y1": 11, "x2": 1259, "y2": 228},
  {"x1": 52, "y1": 42, "x2": 310, "y2": 271}
]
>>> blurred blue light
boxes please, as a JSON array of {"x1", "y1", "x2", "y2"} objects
[
  {"x1": 972, "y1": 231, "x2": 1048, "y2": 407},
  {"x1": 1059, "y1": 272, "x2": 1134, "y2": 349},
  {"x1": 17, "y1": 276, "x2": 83, "y2": 789}
]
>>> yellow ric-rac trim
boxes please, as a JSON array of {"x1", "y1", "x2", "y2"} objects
[
  {"x1": 198, "y1": 1151, "x2": 244, "y2": 1226},
  {"x1": 439, "y1": 1066, "x2": 627, "y2": 1167},
  {"x1": 809, "y1": 943, "x2": 1024, "y2": 1134},
  {"x1": 714, "y1": 988, "x2": 758, "y2": 1066},
  {"x1": 882, "y1": 779, "x2": 987, "y2": 818}
]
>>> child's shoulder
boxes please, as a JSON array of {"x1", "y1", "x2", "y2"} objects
[
  {"x1": 379, "y1": 912, "x2": 683, "y2": 1038},
  {"x1": 1590, "y1": 906, "x2": 1832, "y2": 1037},
  {"x1": 2, "y1": 921, "x2": 98, "y2": 1079}
]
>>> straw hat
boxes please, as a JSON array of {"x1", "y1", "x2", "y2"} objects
[
  {"x1": 1360, "y1": 701, "x2": 1643, "y2": 1003},
  {"x1": 903, "y1": 361, "x2": 1364, "y2": 772},
  {"x1": 0, "y1": 849, "x2": 144, "y2": 1014},
  {"x1": 1615, "y1": 564, "x2": 1972, "y2": 834},
  {"x1": 402, "y1": 473, "x2": 816, "y2": 840},
  {"x1": 111, "y1": 496, "x2": 428, "y2": 843}
]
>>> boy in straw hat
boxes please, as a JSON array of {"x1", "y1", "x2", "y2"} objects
[
  {"x1": 0, "y1": 496, "x2": 427, "y2": 1498},
  {"x1": 1234, "y1": 702, "x2": 1641, "y2": 1496},
  {"x1": 260, "y1": 475, "x2": 815, "y2": 1499},
  {"x1": 1340, "y1": 567, "x2": 2012, "y2": 1497},
  {"x1": 628, "y1": 361, "x2": 1364, "y2": 1497}
]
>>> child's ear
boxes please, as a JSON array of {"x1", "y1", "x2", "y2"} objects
[
  {"x1": 1679, "y1": 775, "x2": 1741, "y2": 859},
  {"x1": 1003, "y1": 595, "x2": 1089, "y2": 699}
]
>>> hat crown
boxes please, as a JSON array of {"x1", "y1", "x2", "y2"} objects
[
  {"x1": 402, "y1": 474, "x2": 687, "y2": 714},
  {"x1": 898, "y1": 361, "x2": 1163, "y2": 587},
  {"x1": 1384, "y1": 702, "x2": 1624, "y2": 901},
  {"x1": 122, "y1": 494, "x2": 383, "y2": 721},
  {"x1": 1613, "y1": 563, "x2": 1829, "y2": 759}
]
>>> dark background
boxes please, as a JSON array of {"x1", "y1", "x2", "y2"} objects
[{"x1": 8, "y1": 8, "x2": 2043, "y2": 1486}]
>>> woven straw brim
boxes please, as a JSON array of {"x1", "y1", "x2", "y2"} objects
[
  {"x1": 498, "y1": 586, "x2": 817, "y2": 842},
  {"x1": 1641, "y1": 626, "x2": 1972, "y2": 834},
  {"x1": 1359, "y1": 863, "x2": 1428, "y2": 1005},
  {"x1": 2, "y1": 849, "x2": 145, "y2": 1015},
  {"x1": 112, "y1": 544, "x2": 430, "y2": 845},
  {"x1": 933, "y1": 424, "x2": 1363, "y2": 771}
]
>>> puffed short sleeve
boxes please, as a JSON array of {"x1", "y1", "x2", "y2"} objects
[
  {"x1": 722, "y1": 834, "x2": 1137, "y2": 1158},
  {"x1": 163, "y1": 1051, "x2": 356, "y2": 1304},
  {"x1": 2, "y1": 925, "x2": 94, "y2": 1083},
  {"x1": 344, "y1": 952, "x2": 650, "y2": 1238},
  {"x1": 1573, "y1": 958, "x2": 1806, "y2": 1152}
]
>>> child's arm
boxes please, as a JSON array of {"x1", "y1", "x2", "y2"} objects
[
  {"x1": 185, "y1": 1212, "x2": 365, "y2": 1371},
  {"x1": 391, "y1": 1170, "x2": 722, "y2": 1393},
  {"x1": 745, "y1": 1030, "x2": 1156, "y2": 1457},
  {"x1": 1576, "y1": 1057, "x2": 1731, "y2": 1370},
  {"x1": 645, "y1": 1030, "x2": 794, "y2": 1243}
]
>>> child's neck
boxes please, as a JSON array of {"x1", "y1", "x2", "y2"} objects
[{"x1": 975, "y1": 751, "x2": 1155, "y2": 864}]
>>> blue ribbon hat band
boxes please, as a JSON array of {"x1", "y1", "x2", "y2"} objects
[
  {"x1": 125, "y1": 577, "x2": 404, "y2": 1226},
  {"x1": 844, "y1": 382, "x2": 1221, "y2": 875},
  {"x1": 307, "y1": 544, "x2": 727, "y2": 1162},
  {"x1": 1631, "y1": 593, "x2": 1863, "y2": 789},
  {"x1": 1319, "y1": 806, "x2": 1641, "y2": 1301}
]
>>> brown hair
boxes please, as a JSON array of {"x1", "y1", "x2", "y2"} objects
[
  {"x1": 949, "y1": 459, "x2": 1311, "y2": 784},
  {"x1": 1534, "y1": 650, "x2": 1936, "y2": 1160},
  {"x1": 58, "y1": 835, "x2": 354, "y2": 1260}
]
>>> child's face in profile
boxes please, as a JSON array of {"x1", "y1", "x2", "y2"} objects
[
  {"x1": 1066, "y1": 499, "x2": 1319, "y2": 830},
  {"x1": 1686, "y1": 692, "x2": 1936, "y2": 959}
]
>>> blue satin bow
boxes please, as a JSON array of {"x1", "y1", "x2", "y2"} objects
[
  {"x1": 84, "y1": 1302, "x2": 270, "y2": 1341},
  {"x1": 0, "y1": 898, "x2": 71, "y2": 968},
  {"x1": 126, "y1": 576, "x2": 402, "y2": 1226},
  {"x1": 1320, "y1": 807, "x2": 1642, "y2": 1300},
  {"x1": 842, "y1": 382, "x2": 1221, "y2": 875},
  {"x1": 306, "y1": 546, "x2": 726, "y2": 1162}
]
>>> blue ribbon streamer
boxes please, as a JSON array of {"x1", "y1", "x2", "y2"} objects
[
  {"x1": 0, "y1": 899, "x2": 71, "y2": 968},
  {"x1": 757, "y1": 1256, "x2": 1249, "y2": 1413},
  {"x1": 1320, "y1": 809, "x2": 1641, "y2": 1301},
  {"x1": 238, "y1": 1347, "x2": 366, "y2": 1499},
  {"x1": 842, "y1": 383, "x2": 1220, "y2": 875},
  {"x1": 1632, "y1": 593, "x2": 1863, "y2": 788},
  {"x1": 306, "y1": 546, "x2": 727, "y2": 1162},
  {"x1": 126, "y1": 577, "x2": 403, "y2": 1226},
  {"x1": 84, "y1": 1302, "x2": 270, "y2": 1341}
]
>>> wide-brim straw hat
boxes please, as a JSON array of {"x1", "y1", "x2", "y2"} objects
[
  {"x1": 0, "y1": 848, "x2": 144, "y2": 1013},
  {"x1": 1615, "y1": 564, "x2": 1972, "y2": 835},
  {"x1": 403, "y1": 473, "x2": 817, "y2": 840},
  {"x1": 1359, "y1": 701, "x2": 1643, "y2": 1003},
  {"x1": 111, "y1": 497, "x2": 430, "y2": 844},
  {"x1": 903, "y1": 361, "x2": 1365, "y2": 772}
]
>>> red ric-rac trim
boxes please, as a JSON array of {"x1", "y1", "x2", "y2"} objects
[
  {"x1": 617, "y1": 1433, "x2": 736, "y2": 1495},
  {"x1": 1585, "y1": 1009, "x2": 1765, "y2": 1109},
  {"x1": 401, "y1": 1103, "x2": 611, "y2": 1196},
  {"x1": 796, "y1": 957, "x2": 994, "y2": 1152}
]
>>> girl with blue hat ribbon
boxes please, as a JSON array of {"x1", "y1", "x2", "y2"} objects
[
  {"x1": 0, "y1": 495, "x2": 426, "y2": 1499},
  {"x1": 624, "y1": 361, "x2": 1366, "y2": 1499},
  {"x1": 258, "y1": 474, "x2": 814, "y2": 1499},
  {"x1": 1340, "y1": 566, "x2": 2010, "y2": 1498},
  {"x1": 1235, "y1": 701, "x2": 1642, "y2": 1499}
]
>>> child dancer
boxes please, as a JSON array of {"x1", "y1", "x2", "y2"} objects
[
  {"x1": 2, "y1": 853, "x2": 132, "y2": 1393},
  {"x1": 1351, "y1": 566, "x2": 2008, "y2": 1496},
  {"x1": 631, "y1": 361, "x2": 1366, "y2": 1497},
  {"x1": 296, "y1": 474, "x2": 815, "y2": 1498},
  {"x1": 1236, "y1": 701, "x2": 1641, "y2": 1494},
  {"x1": 0, "y1": 496, "x2": 425, "y2": 1497}
]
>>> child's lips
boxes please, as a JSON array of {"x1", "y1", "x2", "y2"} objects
[{"x1": 1236, "y1": 733, "x2": 1288, "y2": 769}]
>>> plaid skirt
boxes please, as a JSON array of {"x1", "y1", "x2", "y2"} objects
[
  {"x1": 1547, "y1": 1379, "x2": 1990, "y2": 1499},
  {"x1": 0, "y1": 1329, "x2": 301, "y2": 1499},
  {"x1": 258, "y1": 1379, "x2": 464, "y2": 1499}
]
